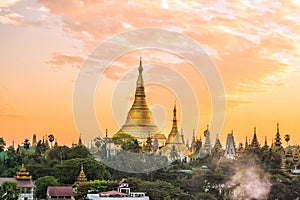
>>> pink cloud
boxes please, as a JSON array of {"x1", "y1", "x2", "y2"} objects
[
  {"x1": 33, "y1": 0, "x2": 300, "y2": 110},
  {"x1": 47, "y1": 52, "x2": 83, "y2": 69}
]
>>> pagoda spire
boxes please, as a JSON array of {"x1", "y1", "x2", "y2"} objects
[
  {"x1": 166, "y1": 103, "x2": 179, "y2": 144},
  {"x1": 15, "y1": 163, "x2": 31, "y2": 180},
  {"x1": 137, "y1": 57, "x2": 144, "y2": 88},
  {"x1": 115, "y1": 58, "x2": 166, "y2": 143},
  {"x1": 74, "y1": 164, "x2": 89, "y2": 198},
  {"x1": 172, "y1": 103, "x2": 179, "y2": 133},
  {"x1": 192, "y1": 129, "x2": 196, "y2": 142},
  {"x1": 275, "y1": 123, "x2": 282, "y2": 149},
  {"x1": 251, "y1": 127, "x2": 260, "y2": 149},
  {"x1": 264, "y1": 136, "x2": 268, "y2": 147},
  {"x1": 245, "y1": 136, "x2": 248, "y2": 150},
  {"x1": 76, "y1": 164, "x2": 88, "y2": 183}
]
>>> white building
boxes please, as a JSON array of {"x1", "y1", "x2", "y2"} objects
[
  {"x1": 86, "y1": 179, "x2": 149, "y2": 200},
  {"x1": 224, "y1": 131, "x2": 236, "y2": 159},
  {"x1": 0, "y1": 164, "x2": 35, "y2": 200}
]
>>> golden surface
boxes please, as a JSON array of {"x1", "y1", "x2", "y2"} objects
[{"x1": 115, "y1": 59, "x2": 166, "y2": 142}]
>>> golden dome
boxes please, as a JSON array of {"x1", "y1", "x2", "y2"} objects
[{"x1": 115, "y1": 58, "x2": 166, "y2": 140}]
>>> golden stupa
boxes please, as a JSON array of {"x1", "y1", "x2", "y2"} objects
[
  {"x1": 115, "y1": 58, "x2": 166, "y2": 145},
  {"x1": 161, "y1": 104, "x2": 188, "y2": 158}
]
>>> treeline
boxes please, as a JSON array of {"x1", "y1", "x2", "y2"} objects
[{"x1": 0, "y1": 136, "x2": 300, "y2": 199}]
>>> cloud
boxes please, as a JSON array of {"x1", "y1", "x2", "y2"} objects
[
  {"x1": 226, "y1": 95, "x2": 252, "y2": 110},
  {"x1": 0, "y1": 10, "x2": 23, "y2": 25},
  {"x1": 0, "y1": 102, "x2": 17, "y2": 111},
  {"x1": 47, "y1": 52, "x2": 84, "y2": 69},
  {"x1": 0, "y1": 0, "x2": 22, "y2": 8},
  {"x1": 26, "y1": 0, "x2": 300, "y2": 109},
  {"x1": 0, "y1": 113, "x2": 29, "y2": 119}
]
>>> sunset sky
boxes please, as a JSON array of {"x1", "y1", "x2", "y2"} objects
[{"x1": 1, "y1": 0, "x2": 299, "y2": 147}]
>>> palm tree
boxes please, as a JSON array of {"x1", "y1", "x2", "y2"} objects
[
  {"x1": 23, "y1": 139, "x2": 30, "y2": 152},
  {"x1": 284, "y1": 134, "x2": 290, "y2": 147},
  {"x1": 0, "y1": 181, "x2": 20, "y2": 200},
  {"x1": 48, "y1": 134, "x2": 55, "y2": 148}
]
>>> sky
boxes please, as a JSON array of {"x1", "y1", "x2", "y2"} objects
[{"x1": 0, "y1": 0, "x2": 299, "y2": 147}]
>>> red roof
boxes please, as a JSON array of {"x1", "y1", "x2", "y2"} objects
[
  {"x1": 0, "y1": 178, "x2": 35, "y2": 188},
  {"x1": 47, "y1": 186, "x2": 74, "y2": 197},
  {"x1": 99, "y1": 190, "x2": 128, "y2": 197}
]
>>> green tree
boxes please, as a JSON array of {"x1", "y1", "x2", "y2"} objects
[
  {"x1": 47, "y1": 145, "x2": 71, "y2": 161},
  {"x1": 111, "y1": 132, "x2": 141, "y2": 152},
  {"x1": 89, "y1": 180, "x2": 108, "y2": 193},
  {"x1": 54, "y1": 158, "x2": 110, "y2": 184},
  {"x1": 23, "y1": 139, "x2": 30, "y2": 151},
  {"x1": 0, "y1": 181, "x2": 20, "y2": 200},
  {"x1": 121, "y1": 138, "x2": 141, "y2": 153},
  {"x1": 0, "y1": 137, "x2": 6, "y2": 152},
  {"x1": 35, "y1": 176, "x2": 59, "y2": 199},
  {"x1": 4, "y1": 146, "x2": 22, "y2": 169},
  {"x1": 69, "y1": 145, "x2": 90, "y2": 159},
  {"x1": 195, "y1": 192, "x2": 217, "y2": 200},
  {"x1": 127, "y1": 177, "x2": 183, "y2": 200}
]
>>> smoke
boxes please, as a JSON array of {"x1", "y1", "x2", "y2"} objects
[{"x1": 225, "y1": 157, "x2": 271, "y2": 200}]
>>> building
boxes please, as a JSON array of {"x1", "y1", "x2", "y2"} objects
[
  {"x1": 250, "y1": 127, "x2": 260, "y2": 150},
  {"x1": 211, "y1": 135, "x2": 224, "y2": 159},
  {"x1": 87, "y1": 179, "x2": 149, "y2": 200},
  {"x1": 160, "y1": 104, "x2": 188, "y2": 160},
  {"x1": 86, "y1": 179, "x2": 149, "y2": 200},
  {"x1": 73, "y1": 165, "x2": 89, "y2": 198},
  {"x1": 114, "y1": 58, "x2": 166, "y2": 146},
  {"x1": 202, "y1": 125, "x2": 212, "y2": 154},
  {"x1": 0, "y1": 163, "x2": 35, "y2": 200},
  {"x1": 224, "y1": 131, "x2": 236, "y2": 159},
  {"x1": 274, "y1": 123, "x2": 282, "y2": 150},
  {"x1": 47, "y1": 186, "x2": 75, "y2": 200}
]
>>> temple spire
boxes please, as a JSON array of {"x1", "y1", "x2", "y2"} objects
[
  {"x1": 264, "y1": 136, "x2": 268, "y2": 146},
  {"x1": 137, "y1": 57, "x2": 144, "y2": 87},
  {"x1": 115, "y1": 58, "x2": 166, "y2": 144},
  {"x1": 275, "y1": 123, "x2": 282, "y2": 149},
  {"x1": 251, "y1": 127, "x2": 260, "y2": 149},
  {"x1": 172, "y1": 103, "x2": 179, "y2": 133}
]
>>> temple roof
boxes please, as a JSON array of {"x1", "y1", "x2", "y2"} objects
[
  {"x1": 0, "y1": 178, "x2": 35, "y2": 188},
  {"x1": 47, "y1": 186, "x2": 74, "y2": 197},
  {"x1": 15, "y1": 163, "x2": 32, "y2": 180},
  {"x1": 75, "y1": 165, "x2": 88, "y2": 183}
]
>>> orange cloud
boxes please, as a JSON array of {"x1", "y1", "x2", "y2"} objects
[{"x1": 47, "y1": 52, "x2": 83, "y2": 69}]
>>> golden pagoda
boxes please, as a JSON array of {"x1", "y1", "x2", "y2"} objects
[
  {"x1": 74, "y1": 164, "x2": 89, "y2": 198},
  {"x1": 115, "y1": 58, "x2": 166, "y2": 145},
  {"x1": 14, "y1": 163, "x2": 32, "y2": 180},
  {"x1": 76, "y1": 165, "x2": 88, "y2": 183},
  {"x1": 160, "y1": 104, "x2": 188, "y2": 158}
]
